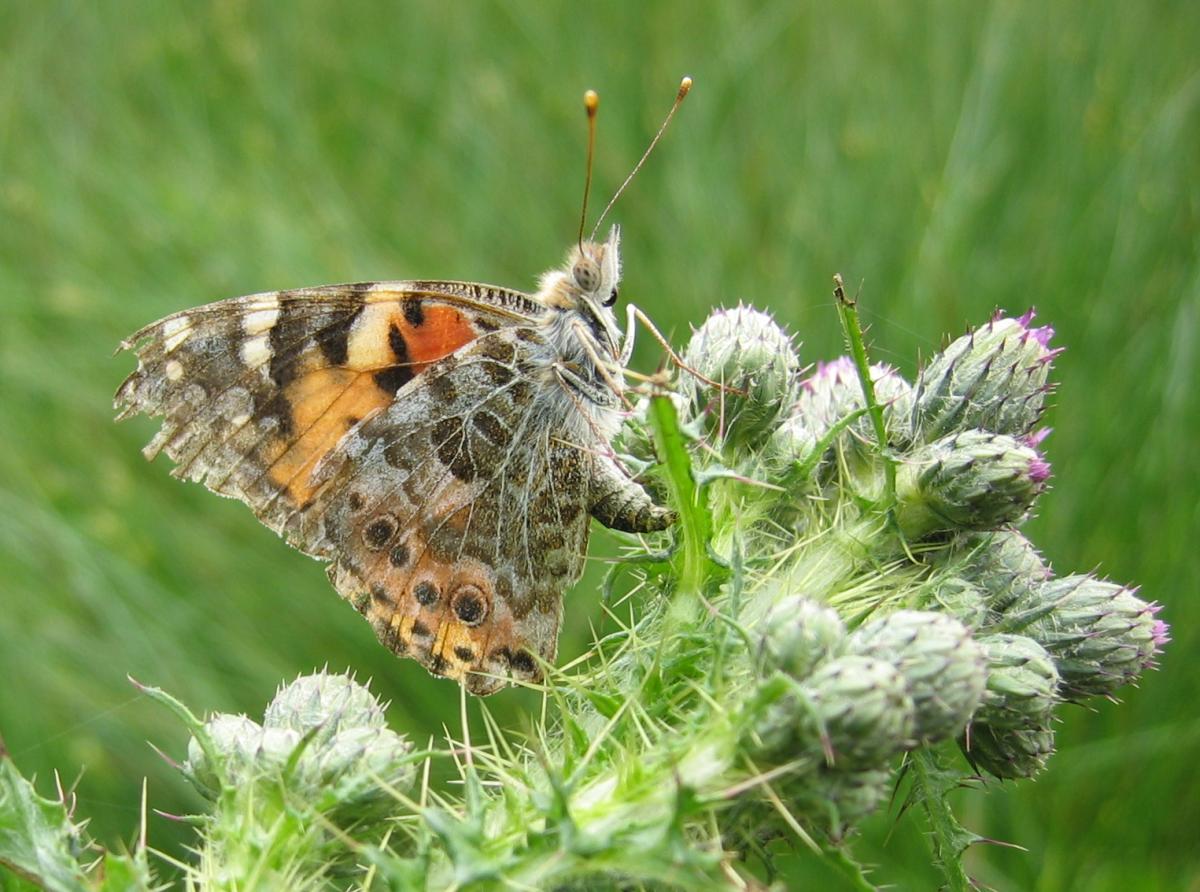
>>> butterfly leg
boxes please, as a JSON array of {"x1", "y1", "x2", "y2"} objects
[
  {"x1": 625, "y1": 303, "x2": 743, "y2": 396},
  {"x1": 568, "y1": 319, "x2": 636, "y2": 410},
  {"x1": 588, "y1": 453, "x2": 676, "y2": 533},
  {"x1": 619, "y1": 302, "x2": 638, "y2": 367}
]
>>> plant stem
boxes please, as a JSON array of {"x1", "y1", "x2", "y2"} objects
[
  {"x1": 648, "y1": 391, "x2": 713, "y2": 602},
  {"x1": 909, "y1": 747, "x2": 977, "y2": 892},
  {"x1": 833, "y1": 275, "x2": 898, "y2": 518}
]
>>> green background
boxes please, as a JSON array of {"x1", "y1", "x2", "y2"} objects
[{"x1": 2, "y1": 1, "x2": 1197, "y2": 888}]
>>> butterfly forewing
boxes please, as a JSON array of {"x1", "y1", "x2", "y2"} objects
[{"x1": 115, "y1": 282, "x2": 539, "y2": 549}]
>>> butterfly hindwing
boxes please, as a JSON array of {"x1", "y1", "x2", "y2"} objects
[{"x1": 305, "y1": 328, "x2": 592, "y2": 693}]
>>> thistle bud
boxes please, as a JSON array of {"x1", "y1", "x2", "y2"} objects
[
  {"x1": 1014, "y1": 576, "x2": 1167, "y2": 701},
  {"x1": 895, "y1": 430, "x2": 1050, "y2": 539},
  {"x1": 798, "y1": 358, "x2": 913, "y2": 442},
  {"x1": 913, "y1": 309, "x2": 1059, "y2": 442},
  {"x1": 796, "y1": 765, "x2": 894, "y2": 838},
  {"x1": 800, "y1": 655, "x2": 916, "y2": 768},
  {"x1": 973, "y1": 634, "x2": 1060, "y2": 729},
  {"x1": 681, "y1": 305, "x2": 800, "y2": 448},
  {"x1": 183, "y1": 674, "x2": 414, "y2": 822},
  {"x1": 758, "y1": 595, "x2": 847, "y2": 679},
  {"x1": 316, "y1": 726, "x2": 417, "y2": 821},
  {"x1": 849, "y1": 610, "x2": 987, "y2": 743},
  {"x1": 961, "y1": 722, "x2": 1055, "y2": 780},
  {"x1": 264, "y1": 671, "x2": 387, "y2": 745},
  {"x1": 915, "y1": 576, "x2": 988, "y2": 630},
  {"x1": 768, "y1": 358, "x2": 914, "y2": 467},
  {"x1": 184, "y1": 714, "x2": 263, "y2": 794},
  {"x1": 959, "y1": 531, "x2": 1051, "y2": 616}
]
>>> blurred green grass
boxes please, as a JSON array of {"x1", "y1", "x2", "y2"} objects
[{"x1": 1, "y1": 1, "x2": 1197, "y2": 888}]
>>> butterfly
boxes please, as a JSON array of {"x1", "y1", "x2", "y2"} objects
[{"x1": 114, "y1": 81, "x2": 693, "y2": 695}]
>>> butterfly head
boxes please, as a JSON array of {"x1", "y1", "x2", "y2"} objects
[
  {"x1": 570, "y1": 224, "x2": 622, "y2": 309},
  {"x1": 536, "y1": 225, "x2": 624, "y2": 356}
]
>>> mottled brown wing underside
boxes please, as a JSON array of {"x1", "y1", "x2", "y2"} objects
[
  {"x1": 115, "y1": 281, "x2": 598, "y2": 694},
  {"x1": 299, "y1": 329, "x2": 595, "y2": 694},
  {"x1": 115, "y1": 281, "x2": 540, "y2": 539}
]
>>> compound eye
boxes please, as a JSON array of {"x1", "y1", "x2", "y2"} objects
[
  {"x1": 572, "y1": 259, "x2": 600, "y2": 293},
  {"x1": 603, "y1": 286, "x2": 619, "y2": 307}
]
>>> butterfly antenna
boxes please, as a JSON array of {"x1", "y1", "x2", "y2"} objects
[
  {"x1": 578, "y1": 89, "x2": 600, "y2": 251},
  {"x1": 590, "y1": 75, "x2": 692, "y2": 239}
]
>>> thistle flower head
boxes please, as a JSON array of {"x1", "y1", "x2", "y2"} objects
[
  {"x1": 1015, "y1": 575, "x2": 1166, "y2": 701},
  {"x1": 796, "y1": 358, "x2": 912, "y2": 434},
  {"x1": 849, "y1": 610, "x2": 987, "y2": 743},
  {"x1": 681, "y1": 305, "x2": 801, "y2": 449},
  {"x1": 264, "y1": 670, "x2": 387, "y2": 744},
  {"x1": 758, "y1": 595, "x2": 847, "y2": 680},
  {"x1": 913, "y1": 308, "x2": 1060, "y2": 442},
  {"x1": 800, "y1": 655, "x2": 917, "y2": 768},
  {"x1": 896, "y1": 430, "x2": 1050, "y2": 539},
  {"x1": 961, "y1": 722, "x2": 1056, "y2": 780},
  {"x1": 768, "y1": 359, "x2": 914, "y2": 473},
  {"x1": 182, "y1": 673, "x2": 414, "y2": 820},
  {"x1": 973, "y1": 634, "x2": 1060, "y2": 729}
]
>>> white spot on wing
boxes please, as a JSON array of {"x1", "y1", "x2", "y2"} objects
[
  {"x1": 162, "y1": 316, "x2": 191, "y2": 353},
  {"x1": 240, "y1": 334, "x2": 272, "y2": 367},
  {"x1": 216, "y1": 386, "x2": 254, "y2": 427},
  {"x1": 243, "y1": 302, "x2": 280, "y2": 336},
  {"x1": 164, "y1": 359, "x2": 184, "y2": 381}
]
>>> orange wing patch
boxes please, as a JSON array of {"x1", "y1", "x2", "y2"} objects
[
  {"x1": 343, "y1": 300, "x2": 480, "y2": 372},
  {"x1": 267, "y1": 369, "x2": 390, "y2": 506},
  {"x1": 266, "y1": 297, "x2": 481, "y2": 506}
]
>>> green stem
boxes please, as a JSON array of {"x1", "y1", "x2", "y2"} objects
[
  {"x1": 909, "y1": 748, "x2": 978, "y2": 892},
  {"x1": 821, "y1": 844, "x2": 880, "y2": 891},
  {"x1": 648, "y1": 392, "x2": 713, "y2": 601},
  {"x1": 833, "y1": 275, "x2": 898, "y2": 518}
]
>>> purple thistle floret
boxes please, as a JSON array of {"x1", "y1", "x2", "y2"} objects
[
  {"x1": 1147, "y1": 602, "x2": 1171, "y2": 656},
  {"x1": 1024, "y1": 427, "x2": 1053, "y2": 448},
  {"x1": 801, "y1": 356, "x2": 857, "y2": 393},
  {"x1": 1028, "y1": 455, "x2": 1052, "y2": 483},
  {"x1": 1013, "y1": 308, "x2": 1058, "y2": 351},
  {"x1": 1152, "y1": 621, "x2": 1171, "y2": 649}
]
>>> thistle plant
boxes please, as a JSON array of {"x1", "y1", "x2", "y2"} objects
[{"x1": 1, "y1": 295, "x2": 1168, "y2": 891}]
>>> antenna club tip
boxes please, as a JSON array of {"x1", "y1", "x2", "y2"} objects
[
  {"x1": 679, "y1": 76, "x2": 693, "y2": 96},
  {"x1": 584, "y1": 90, "x2": 600, "y2": 113}
]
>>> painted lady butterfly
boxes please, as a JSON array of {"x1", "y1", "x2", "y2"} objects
[{"x1": 114, "y1": 81, "x2": 691, "y2": 695}]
